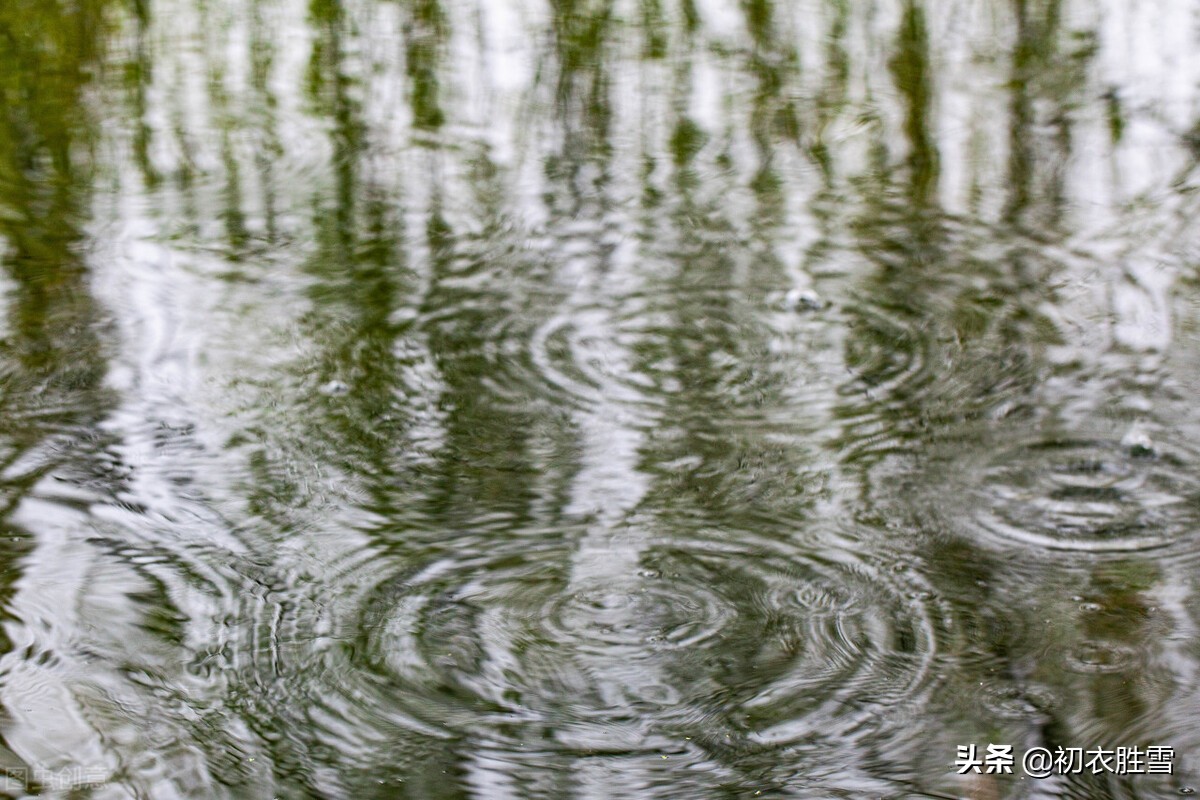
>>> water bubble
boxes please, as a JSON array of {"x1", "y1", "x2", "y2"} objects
[
  {"x1": 318, "y1": 380, "x2": 349, "y2": 397},
  {"x1": 783, "y1": 288, "x2": 825, "y2": 312},
  {"x1": 1121, "y1": 423, "x2": 1155, "y2": 457}
]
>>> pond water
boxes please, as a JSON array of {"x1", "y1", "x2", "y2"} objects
[{"x1": 1, "y1": 0, "x2": 1199, "y2": 797}]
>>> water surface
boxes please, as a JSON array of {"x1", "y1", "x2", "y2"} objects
[{"x1": 1, "y1": 0, "x2": 1199, "y2": 797}]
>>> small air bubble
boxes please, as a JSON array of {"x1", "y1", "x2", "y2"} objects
[
  {"x1": 784, "y1": 288, "x2": 825, "y2": 312},
  {"x1": 320, "y1": 380, "x2": 349, "y2": 397},
  {"x1": 1121, "y1": 423, "x2": 1155, "y2": 456}
]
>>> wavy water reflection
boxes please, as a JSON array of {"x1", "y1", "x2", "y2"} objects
[{"x1": 0, "y1": 0, "x2": 1199, "y2": 797}]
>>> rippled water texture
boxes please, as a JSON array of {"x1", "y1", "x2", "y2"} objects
[{"x1": 1, "y1": 0, "x2": 1199, "y2": 797}]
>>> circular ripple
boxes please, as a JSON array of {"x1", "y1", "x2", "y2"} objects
[
  {"x1": 842, "y1": 303, "x2": 936, "y2": 403},
  {"x1": 529, "y1": 309, "x2": 659, "y2": 411},
  {"x1": 544, "y1": 576, "x2": 733, "y2": 652},
  {"x1": 336, "y1": 532, "x2": 939, "y2": 754},
  {"x1": 959, "y1": 435, "x2": 1200, "y2": 553},
  {"x1": 529, "y1": 287, "x2": 792, "y2": 420},
  {"x1": 1063, "y1": 640, "x2": 1141, "y2": 675}
]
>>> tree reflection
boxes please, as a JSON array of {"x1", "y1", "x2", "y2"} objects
[
  {"x1": 0, "y1": 0, "x2": 119, "y2": 784},
  {"x1": 0, "y1": 1, "x2": 114, "y2": 551},
  {"x1": 1, "y1": 0, "x2": 1196, "y2": 795},
  {"x1": 836, "y1": 3, "x2": 1190, "y2": 796}
]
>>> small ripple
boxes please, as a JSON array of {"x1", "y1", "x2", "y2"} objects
[
  {"x1": 544, "y1": 576, "x2": 732, "y2": 652},
  {"x1": 528, "y1": 307, "x2": 663, "y2": 413},
  {"x1": 1062, "y1": 640, "x2": 1141, "y2": 675},
  {"x1": 841, "y1": 303, "x2": 937, "y2": 407},
  {"x1": 952, "y1": 434, "x2": 1200, "y2": 553},
  {"x1": 979, "y1": 681, "x2": 1057, "y2": 721},
  {"x1": 731, "y1": 556, "x2": 939, "y2": 747}
]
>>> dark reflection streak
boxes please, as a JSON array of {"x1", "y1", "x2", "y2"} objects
[
  {"x1": 307, "y1": 0, "x2": 362, "y2": 245},
  {"x1": 1005, "y1": 0, "x2": 1087, "y2": 230},
  {"x1": 420, "y1": 196, "x2": 547, "y2": 530},
  {"x1": 640, "y1": 0, "x2": 667, "y2": 59},
  {"x1": 250, "y1": 0, "x2": 281, "y2": 244},
  {"x1": 807, "y1": 0, "x2": 850, "y2": 183},
  {"x1": 650, "y1": 126, "x2": 754, "y2": 507},
  {"x1": 406, "y1": 0, "x2": 447, "y2": 131},
  {"x1": 741, "y1": 0, "x2": 800, "y2": 183},
  {"x1": 1007, "y1": 0, "x2": 1039, "y2": 226},
  {"x1": 262, "y1": 0, "x2": 380, "y2": 550},
  {"x1": 679, "y1": 0, "x2": 699, "y2": 35},
  {"x1": 836, "y1": 0, "x2": 950, "y2": 471},
  {"x1": 398, "y1": 102, "x2": 602, "y2": 797},
  {"x1": 167, "y1": 83, "x2": 201, "y2": 238},
  {"x1": 889, "y1": 0, "x2": 938, "y2": 209},
  {"x1": 291, "y1": 190, "x2": 419, "y2": 791},
  {"x1": 126, "y1": 0, "x2": 159, "y2": 190},
  {"x1": 549, "y1": 0, "x2": 614, "y2": 165},
  {"x1": 217, "y1": 100, "x2": 249, "y2": 253},
  {"x1": 242, "y1": 2, "x2": 563, "y2": 794}
]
